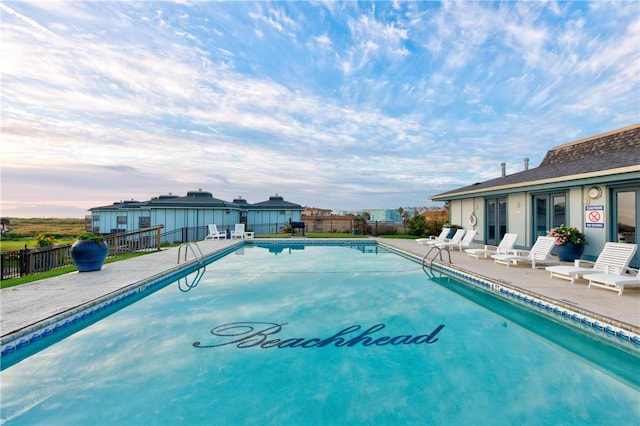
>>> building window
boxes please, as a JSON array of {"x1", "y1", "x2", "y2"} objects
[
  {"x1": 139, "y1": 216, "x2": 151, "y2": 228},
  {"x1": 552, "y1": 195, "x2": 566, "y2": 228},
  {"x1": 117, "y1": 216, "x2": 127, "y2": 225},
  {"x1": 533, "y1": 193, "x2": 566, "y2": 238}
]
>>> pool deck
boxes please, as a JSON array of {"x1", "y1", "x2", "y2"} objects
[
  {"x1": 377, "y1": 238, "x2": 640, "y2": 335},
  {"x1": 2, "y1": 238, "x2": 639, "y2": 347}
]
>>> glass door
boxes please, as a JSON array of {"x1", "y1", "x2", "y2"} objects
[
  {"x1": 485, "y1": 198, "x2": 507, "y2": 246},
  {"x1": 533, "y1": 193, "x2": 566, "y2": 238},
  {"x1": 612, "y1": 187, "x2": 639, "y2": 268},
  {"x1": 534, "y1": 196, "x2": 548, "y2": 238}
]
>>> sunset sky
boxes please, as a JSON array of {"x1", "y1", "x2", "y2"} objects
[{"x1": 1, "y1": 1, "x2": 638, "y2": 217}]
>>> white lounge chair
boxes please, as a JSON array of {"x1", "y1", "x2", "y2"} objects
[
  {"x1": 416, "y1": 228, "x2": 450, "y2": 245},
  {"x1": 546, "y1": 242, "x2": 638, "y2": 284},
  {"x1": 436, "y1": 230, "x2": 476, "y2": 251},
  {"x1": 466, "y1": 233, "x2": 518, "y2": 259},
  {"x1": 204, "y1": 224, "x2": 225, "y2": 240},
  {"x1": 432, "y1": 228, "x2": 465, "y2": 248},
  {"x1": 492, "y1": 236, "x2": 559, "y2": 269},
  {"x1": 587, "y1": 267, "x2": 640, "y2": 295},
  {"x1": 230, "y1": 223, "x2": 245, "y2": 239}
]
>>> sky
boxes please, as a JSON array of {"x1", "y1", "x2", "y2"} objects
[{"x1": 1, "y1": 1, "x2": 639, "y2": 218}]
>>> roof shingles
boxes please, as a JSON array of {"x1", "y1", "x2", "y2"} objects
[{"x1": 432, "y1": 124, "x2": 640, "y2": 199}]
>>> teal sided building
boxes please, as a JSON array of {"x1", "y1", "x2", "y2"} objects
[{"x1": 87, "y1": 192, "x2": 303, "y2": 243}]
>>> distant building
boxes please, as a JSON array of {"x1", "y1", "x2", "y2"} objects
[
  {"x1": 303, "y1": 207, "x2": 333, "y2": 216},
  {"x1": 88, "y1": 190, "x2": 303, "y2": 242},
  {"x1": 244, "y1": 194, "x2": 305, "y2": 235},
  {"x1": 364, "y1": 208, "x2": 403, "y2": 222},
  {"x1": 430, "y1": 124, "x2": 640, "y2": 267}
]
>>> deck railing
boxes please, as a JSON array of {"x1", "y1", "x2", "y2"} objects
[{"x1": 1, "y1": 226, "x2": 163, "y2": 280}]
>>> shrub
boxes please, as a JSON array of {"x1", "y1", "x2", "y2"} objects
[
  {"x1": 77, "y1": 232, "x2": 104, "y2": 244},
  {"x1": 35, "y1": 233, "x2": 56, "y2": 247},
  {"x1": 407, "y1": 214, "x2": 428, "y2": 236}
]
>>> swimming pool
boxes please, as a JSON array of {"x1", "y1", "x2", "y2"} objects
[{"x1": 1, "y1": 242, "x2": 639, "y2": 425}]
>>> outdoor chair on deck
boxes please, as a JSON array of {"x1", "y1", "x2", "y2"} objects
[
  {"x1": 416, "y1": 228, "x2": 450, "y2": 245},
  {"x1": 436, "y1": 230, "x2": 476, "y2": 251},
  {"x1": 587, "y1": 267, "x2": 640, "y2": 296},
  {"x1": 204, "y1": 224, "x2": 225, "y2": 240},
  {"x1": 546, "y1": 242, "x2": 638, "y2": 284},
  {"x1": 466, "y1": 233, "x2": 518, "y2": 260},
  {"x1": 492, "y1": 236, "x2": 558, "y2": 269},
  {"x1": 230, "y1": 224, "x2": 245, "y2": 239}
]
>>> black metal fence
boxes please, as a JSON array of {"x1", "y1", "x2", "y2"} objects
[
  {"x1": 160, "y1": 226, "x2": 208, "y2": 245},
  {"x1": 1, "y1": 226, "x2": 164, "y2": 280}
]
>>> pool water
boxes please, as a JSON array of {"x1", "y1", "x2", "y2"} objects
[{"x1": 1, "y1": 243, "x2": 639, "y2": 425}]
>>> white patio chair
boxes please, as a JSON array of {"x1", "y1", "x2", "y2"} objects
[
  {"x1": 416, "y1": 228, "x2": 450, "y2": 245},
  {"x1": 436, "y1": 230, "x2": 476, "y2": 251},
  {"x1": 466, "y1": 233, "x2": 518, "y2": 260},
  {"x1": 492, "y1": 236, "x2": 559, "y2": 269},
  {"x1": 587, "y1": 267, "x2": 640, "y2": 295},
  {"x1": 230, "y1": 223, "x2": 245, "y2": 239},
  {"x1": 204, "y1": 224, "x2": 225, "y2": 240},
  {"x1": 546, "y1": 242, "x2": 638, "y2": 284}
]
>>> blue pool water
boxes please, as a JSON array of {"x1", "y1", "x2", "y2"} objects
[{"x1": 1, "y1": 243, "x2": 639, "y2": 425}]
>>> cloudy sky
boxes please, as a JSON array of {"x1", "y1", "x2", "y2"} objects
[{"x1": 1, "y1": 1, "x2": 639, "y2": 218}]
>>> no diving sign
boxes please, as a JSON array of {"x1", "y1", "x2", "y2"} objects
[{"x1": 585, "y1": 205, "x2": 604, "y2": 228}]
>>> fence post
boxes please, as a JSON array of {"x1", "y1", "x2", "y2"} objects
[
  {"x1": 156, "y1": 227, "x2": 161, "y2": 250},
  {"x1": 19, "y1": 246, "x2": 30, "y2": 277}
]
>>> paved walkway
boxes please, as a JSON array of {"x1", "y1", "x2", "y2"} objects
[{"x1": 2, "y1": 238, "x2": 639, "y2": 348}]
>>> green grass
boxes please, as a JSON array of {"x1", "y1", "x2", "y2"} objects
[
  {"x1": 305, "y1": 233, "x2": 367, "y2": 238},
  {"x1": 0, "y1": 251, "x2": 156, "y2": 289},
  {"x1": 376, "y1": 234, "x2": 420, "y2": 239},
  {"x1": 0, "y1": 238, "x2": 77, "y2": 252},
  {"x1": 255, "y1": 233, "x2": 417, "y2": 239}
]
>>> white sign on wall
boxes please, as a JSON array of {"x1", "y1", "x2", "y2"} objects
[{"x1": 585, "y1": 205, "x2": 604, "y2": 228}]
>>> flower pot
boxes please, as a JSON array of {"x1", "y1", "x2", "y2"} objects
[
  {"x1": 555, "y1": 242, "x2": 585, "y2": 262},
  {"x1": 71, "y1": 240, "x2": 108, "y2": 272}
]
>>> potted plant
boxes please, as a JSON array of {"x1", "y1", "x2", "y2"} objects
[
  {"x1": 71, "y1": 232, "x2": 108, "y2": 272},
  {"x1": 548, "y1": 224, "x2": 586, "y2": 261}
]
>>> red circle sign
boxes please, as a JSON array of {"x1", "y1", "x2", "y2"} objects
[{"x1": 588, "y1": 211, "x2": 601, "y2": 222}]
